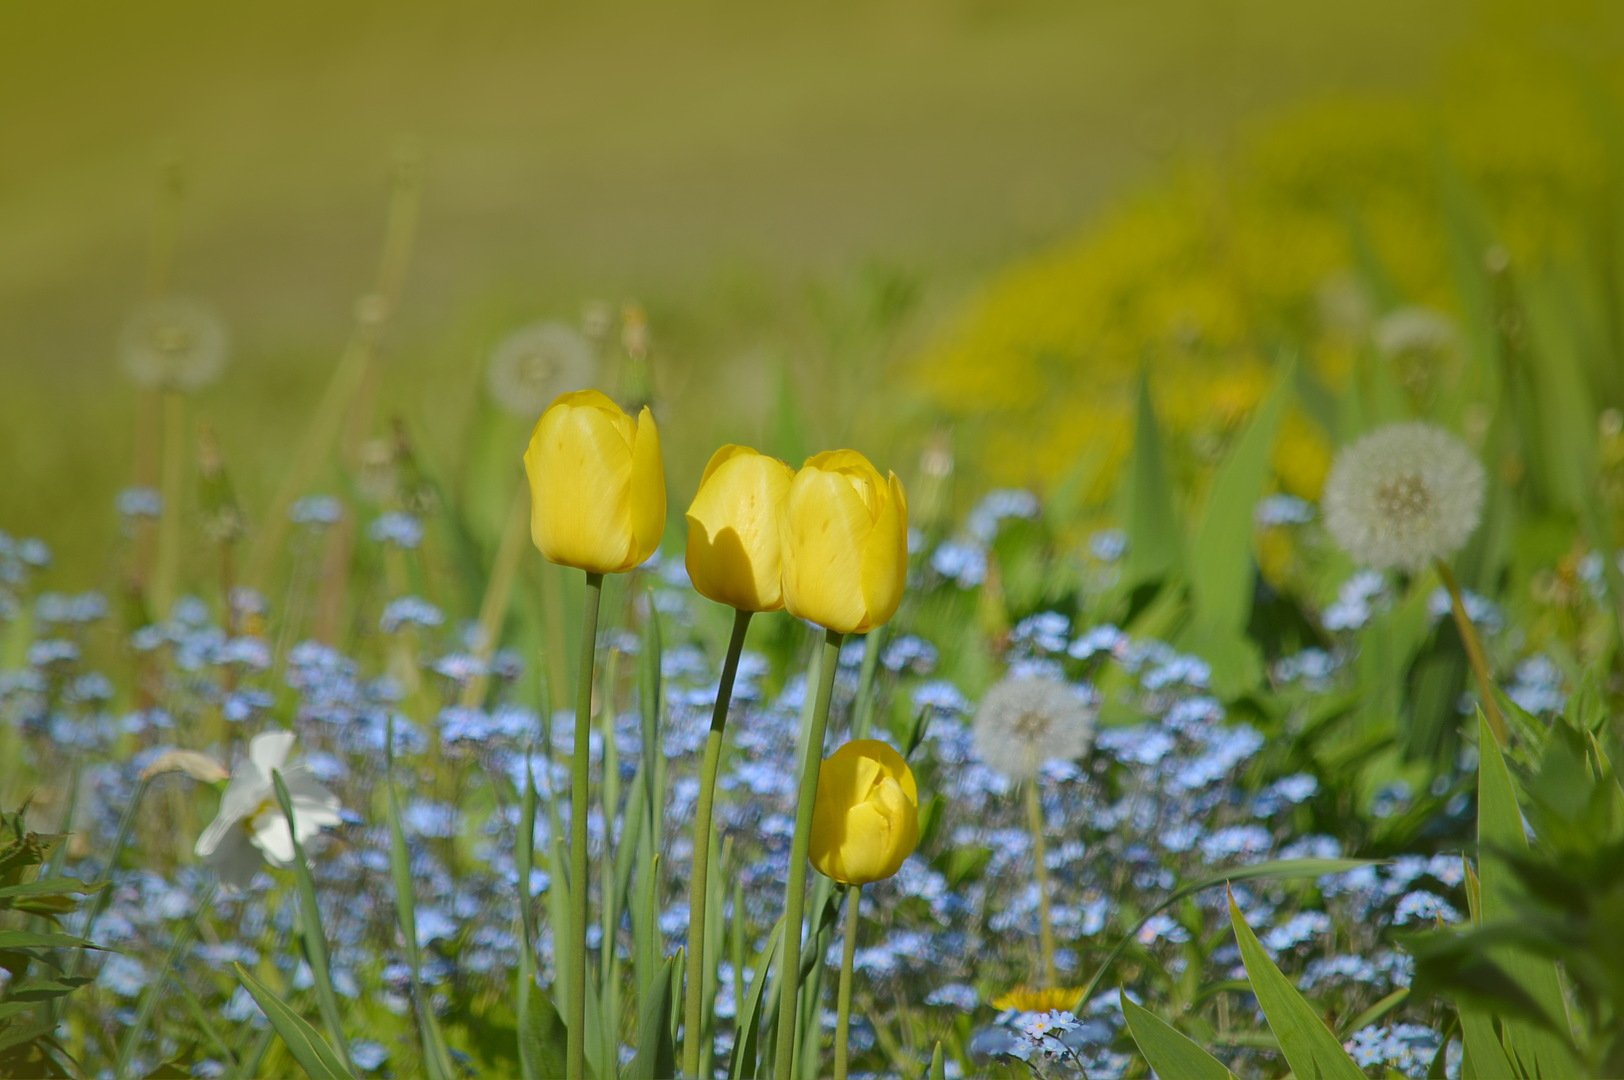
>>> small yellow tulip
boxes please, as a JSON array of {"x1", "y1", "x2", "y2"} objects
[
  {"x1": 809, "y1": 739, "x2": 920, "y2": 886},
  {"x1": 685, "y1": 445, "x2": 795, "y2": 612},
  {"x1": 523, "y1": 389, "x2": 666, "y2": 574},
  {"x1": 780, "y1": 450, "x2": 908, "y2": 635}
]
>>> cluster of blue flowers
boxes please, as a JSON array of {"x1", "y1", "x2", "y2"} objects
[{"x1": 0, "y1": 477, "x2": 1588, "y2": 1079}]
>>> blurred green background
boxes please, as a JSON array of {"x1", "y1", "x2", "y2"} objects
[{"x1": 0, "y1": 0, "x2": 1590, "y2": 574}]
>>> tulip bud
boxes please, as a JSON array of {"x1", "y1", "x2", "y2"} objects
[
  {"x1": 685, "y1": 445, "x2": 795, "y2": 612},
  {"x1": 779, "y1": 450, "x2": 908, "y2": 634},
  {"x1": 524, "y1": 389, "x2": 666, "y2": 574},
  {"x1": 809, "y1": 739, "x2": 920, "y2": 886}
]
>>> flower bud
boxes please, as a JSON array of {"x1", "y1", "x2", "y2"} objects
[
  {"x1": 809, "y1": 739, "x2": 919, "y2": 886},
  {"x1": 685, "y1": 445, "x2": 794, "y2": 612},
  {"x1": 523, "y1": 390, "x2": 666, "y2": 574},
  {"x1": 780, "y1": 450, "x2": 907, "y2": 634}
]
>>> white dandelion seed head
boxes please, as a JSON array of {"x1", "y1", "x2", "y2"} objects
[
  {"x1": 1322, "y1": 422, "x2": 1485, "y2": 573},
  {"x1": 971, "y1": 675, "x2": 1094, "y2": 781},
  {"x1": 486, "y1": 321, "x2": 595, "y2": 418},
  {"x1": 1372, "y1": 306, "x2": 1460, "y2": 364},
  {"x1": 118, "y1": 297, "x2": 230, "y2": 391}
]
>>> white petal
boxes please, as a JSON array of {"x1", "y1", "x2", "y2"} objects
[
  {"x1": 248, "y1": 730, "x2": 297, "y2": 779},
  {"x1": 208, "y1": 832, "x2": 265, "y2": 890},
  {"x1": 252, "y1": 814, "x2": 296, "y2": 866},
  {"x1": 290, "y1": 797, "x2": 343, "y2": 835},
  {"x1": 194, "y1": 774, "x2": 270, "y2": 857}
]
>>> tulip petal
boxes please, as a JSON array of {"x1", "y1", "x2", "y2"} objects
[
  {"x1": 627, "y1": 406, "x2": 667, "y2": 570},
  {"x1": 525, "y1": 395, "x2": 637, "y2": 572},
  {"x1": 685, "y1": 447, "x2": 791, "y2": 610},
  {"x1": 782, "y1": 461, "x2": 874, "y2": 633},
  {"x1": 859, "y1": 471, "x2": 909, "y2": 634}
]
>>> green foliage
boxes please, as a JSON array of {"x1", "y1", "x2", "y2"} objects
[
  {"x1": 1120, "y1": 991, "x2": 1237, "y2": 1079},
  {"x1": 1228, "y1": 892, "x2": 1367, "y2": 1080},
  {"x1": 0, "y1": 808, "x2": 104, "y2": 1078},
  {"x1": 232, "y1": 964, "x2": 353, "y2": 1080}
]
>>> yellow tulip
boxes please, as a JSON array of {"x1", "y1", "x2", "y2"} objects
[
  {"x1": 523, "y1": 389, "x2": 666, "y2": 574},
  {"x1": 809, "y1": 739, "x2": 920, "y2": 886},
  {"x1": 780, "y1": 450, "x2": 908, "y2": 635},
  {"x1": 685, "y1": 445, "x2": 795, "y2": 612}
]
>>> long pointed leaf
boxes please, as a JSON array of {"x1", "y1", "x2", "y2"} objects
[
  {"x1": 1077, "y1": 858, "x2": 1376, "y2": 1004},
  {"x1": 1229, "y1": 892, "x2": 1365, "y2": 1080},
  {"x1": 626, "y1": 952, "x2": 679, "y2": 1080},
  {"x1": 1120, "y1": 991, "x2": 1237, "y2": 1080},
  {"x1": 233, "y1": 963, "x2": 352, "y2": 1080},
  {"x1": 1475, "y1": 714, "x2": 1580, "y2": 1076}
]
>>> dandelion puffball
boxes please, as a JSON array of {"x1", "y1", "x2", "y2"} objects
[
  {"x1": 1322, "y1": 421, "x2": 1485, "y2": 573},
  {"x1": 971, "y1": 675, "x2": 1094, "y2": 781},
  {"x1": 486, "y1": 321, "x2": 595, "y2": 418},
  {"x1": 118, "y1": 297, "x2": 230, "y2": 391}
]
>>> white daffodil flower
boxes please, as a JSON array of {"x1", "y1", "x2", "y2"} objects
[{"x1": 194, "y1": 730, "x2": 342, "y2": 890}]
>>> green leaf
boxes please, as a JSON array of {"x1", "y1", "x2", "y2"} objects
[
  {"x1": 1120, "y1": 991, "x2": 1237, "y2": 1079},
  {"x1": 0, "y1": 879, "x2": 106, "y2": 902},
  {"x1": 0, "y1": 931, "x2": 99, "y2": 952},
  {"x1": 1475, "y1": 714, "x2": 1581, "y2": 1076},
  {"x1": 384, "y1": 722, "x2": 455, "y2": 1080},
  {"x1": 1077, "y1": 858, "x2": 1377, "y2": 1005},
  {"x1": 928, "y1": 1041, "x2": 946, "y2": 1080},
  {"x1": 232, "y1": 964, "x2": 353, "y2": 1080},
  {"x1": 517, "y1": 755, "x2": 541, "y2": 1080},
  {"x1": 1228, "y1": 892, "x2": 1365, "y2": 1080},
  {"x1": 728, "y1": 917, "x2": 783, "y2": 1080},
  {"x1": 627, "y1": 952, "x2": 679, "y2": 1080},
  {"x1": 1118, "y1": 372, "x2": 1182, "y2": 587},
  {"x1": 1186, "y1": 359, "x2": 1294, "y2": 634},
  {"x1": 271, "y1": 770, "x2": 355, "y2": 1075},
  {"x1": 1458, "y1": 1005, "x2": 1518, "y2": 1080},
  {"x1": 520, "y1": 984, "x2": 571, "y2": 1080}
]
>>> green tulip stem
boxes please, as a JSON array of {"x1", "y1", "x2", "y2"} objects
[
  {"x1": 1025, "y1": 778, "x2": 1059, "y2": 988},
  {"x1": 773, "y1": 627, "x2": 844, "y2": 1080},
  {"x1": 682, "y1": 606, "x2": 754, "y2": 1078},
  {"x1": 151, "y1": 387, "x2": 186, "y2": 617},
  {"x1": 833, "y1": 884, "x2": 862, "y2": 1080},
  {"x1": 566, "y1": 571, "x2": 604, "y2": 1080},
  {"x1": 1436, "y1": 559, "x2": 1509, "y2": 747}
]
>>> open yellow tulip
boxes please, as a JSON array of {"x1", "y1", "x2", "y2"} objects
[
  {"x1": 523, "y1": 389, "x2": 665, "y2": 574},
  {"x1": 780, "y1": 450, "x2": 908, "y2": 635},
  {"x1": 809, "y1": 739, "x2": 920, "y2": 886},
  {"x1": 685, "y1": 445, "x2": 794, "y2": 612}
]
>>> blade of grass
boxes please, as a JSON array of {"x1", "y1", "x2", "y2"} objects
[
  {"x1": 233, "y1": 962, "x2": 352, "y2": 1080},
  {"x1": 384, "y1": 718, "x2": 455, "y2": 1080},
  {"x1": 1475, "y1": 713, "x2": 1580, "y2": 1076},
  {"x1": 271, "y1": 770, "x2": 355, "y2": 1075},
  {"x1": 1120, "y1": 991, "x2": 1237, "y2": 1080},
  {"x1": 1228, "y1": 891, "x2": 1365, "y2": 1080},
  {"x1": 1077, "y1": 857, "x2": 1376, "y2": 1005}
]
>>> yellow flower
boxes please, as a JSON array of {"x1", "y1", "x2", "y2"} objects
[
  {"x1": 523, "y1": 389, "x2": 665, "y2": 574},
  {"x1": 991, "y1": 986, "x2": 1085, "y2": 1012},
  {"x1": 684, "y1": 445, "x2": 795, "y2": 612},
  {"x1": 809, "y1": 739, "x2": 920, "y2": 886},
  {"x1": 780, "y1": 450, "x2": 908, "y2": 635}
]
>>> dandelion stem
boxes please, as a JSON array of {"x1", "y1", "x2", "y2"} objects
[
  {"x1": 773, "y1": 628, "x2": 843, "y2": 1080},
  {"x1": 833, "y1": 884, "x2": 861, "y2": 1080},
  {"x1": 566, "y1": 572, "x2": 604, "y2": 1080},
  {"x1": 151, "y1": 388, "x2": 187, "y2": 617},
  {"x1": 459, "y1": 480, "x2": 531, "y2": 710},
  {"x1": 1025, "y1": 779, "x2": 1059, "y2": 987},
  {"x1": 682, "y1": 607, "x2": 753, "y2": 1078},
  {"x1": 1436, "y1": 560, "x2": 1509, "y2": 747}
]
